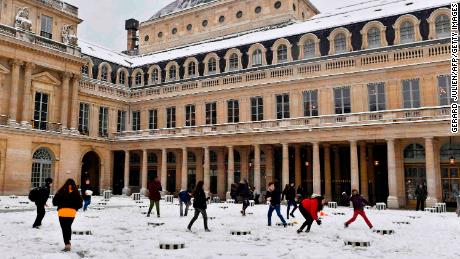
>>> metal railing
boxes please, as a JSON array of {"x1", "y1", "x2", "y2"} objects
[{"x1": 31, "y1": 120, "x2": 62, "y2": 132}]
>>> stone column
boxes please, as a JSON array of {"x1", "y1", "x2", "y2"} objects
[
  {"x1": 161, "y1": 148, "x2": 167, "y2": 192},
  {"x1": 254, "y1": 144, "x2": 261, "y2": 195},
  {"x1": 181, "y1": 147, "x2": 188, "y2": 190},
  {"x1": 312, "y1": 142, "x2": 321, "y2": 195},
  {"x1": 367, "y1": 144, "x2": 376, "y2": 202},
  {"x1": 240, "y1": 148, "x2": 248, "y2": 181},
  {"x1": 122, "y1": 150, "x2": 130, "y2": 195},
  {"x1": 387, "y1": 139, "x2": 399, "y2": 208},
  {"x1": 196, "y1": 148, "x2": 203, "y2": 182},
  {"x1": 21, "y1": 62, "x2": 35, "y2": 126},
  {"x1": 60, "y1": 72, "x2": 71, "y2": 130},
  {"x1": 265, "y1": 145, "x2": 274, "y2": 184},
  {"x1": 8, "y1": 59, "x2": 22, "y2": 124},
  {"x1": 359, "y1": 142, "x2": 368, "y2": 199},
  {"x1": 69, "y1": 75, "x2": 80, "y2": 133},
  {"x1": 217, "y1": 148, "x2": 226, "y2": 197},
  {"x1": 282, "y1": 143, "x2": 289, "y2": 189},
  {"x1": 425, "y1": 137, "x2": 439, "y2": 207},
  {"x1": 227, "y1": 146, "x2": 234, "y2": 193},
  {"x1": 203, "y1": 147, "x2": 210, "y2": 193},
  {"x1": 141, "y1": 149, "x2": 148, "y2": 195},
  {"x1": 350, "y1": 140, "x2": 359, "y2": 191},
  {"x1": 294, "y1": 145, "x2": 301, "y2": 187},
  {"x1": 324, "y1": 144, "x2": 332, "y2": 200},
  {"x1": 333, "y1": 146, "x2": 341, "y2": 195}
]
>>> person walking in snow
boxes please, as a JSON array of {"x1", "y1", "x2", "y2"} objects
[
  {"x1": 52, "y1": 179, "x2": 83, "y2": 252},
  {"x1": 80, "y1": 179, "x2": 93, "y2": 211},
  {"x1": 237, "y1": 179, "x2": 251, "y2": 216},
  {"x1": 147, "y1": 177, "x2": 162, "y2": 218},
  {"x1": 343, "y1": 189, "x2": 373, "y2": 229},
  {"x1": 297, "y1": 194, "x2": 325, "y2": 233},
  {"x1": 187, "y1": 181, "x2": 210, "y2": 232},
  {"x1": 179, "y1": 188, "x2": 192, "y2": 217},
  {"x1": 283, "y1": 183, "x2": 298, "y2": 219},
  {"x1": 266, "y1": 182, "x2": 287, "y2": 227},
  {"x1": 31, "y1": 177, "x2": 53, "y2": 229},
  {"x1": 415, "y1": 183, "x2": 428, "y2": 211}
]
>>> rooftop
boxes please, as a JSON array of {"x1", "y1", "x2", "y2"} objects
[{"x1": 149, "y1": 0, "x2": 218, "y2": 20}]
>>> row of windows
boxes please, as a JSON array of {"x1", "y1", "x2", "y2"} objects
[
  {"x1": 147, "y1": 1, "x2": 287, "y2": 42},
  {"x1": 83, "y1": 9, "x2": 451, "y2": 87},
  {"x1": 109, "y1": 75, "x2": 451, "y2": 131}
]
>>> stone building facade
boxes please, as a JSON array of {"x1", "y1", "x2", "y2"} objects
[{"x1": 0, "y1": 0, "x2": 457, "y2": 209}]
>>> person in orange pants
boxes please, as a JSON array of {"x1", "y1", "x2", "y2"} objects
[{"x1": 342, "y1": 189, "x2": 373, "y2": 229}]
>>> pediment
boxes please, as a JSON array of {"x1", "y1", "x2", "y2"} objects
[
  {"x1": 31, "y1": 72, "x2": 61, "y2": 86},
  {"x1": 0, "y1": 64, "x2": 10, "y2": 74}
]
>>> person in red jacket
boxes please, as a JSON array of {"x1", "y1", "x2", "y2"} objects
[
  {"x1": 297, "y1": 194, "x2": 325, "y2": 233},
  {"x1": 147, "y1": 177, "x2": 162, "y2": 217}
]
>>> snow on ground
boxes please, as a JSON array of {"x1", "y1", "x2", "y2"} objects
[{"x1": 0, "y1": 196, "x2": 459, "y2": 259}]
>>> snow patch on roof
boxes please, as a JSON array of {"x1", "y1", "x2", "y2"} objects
[
  {"x1": 149, "y1": 0, "x2": 218, "y2": 20},
  {"x1": 79, "y1": 40, "x2": 132, "y2": 66}
]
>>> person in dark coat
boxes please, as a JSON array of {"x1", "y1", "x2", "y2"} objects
[
  {"x1": 178, "y1": 188, "x2": 192, "y2": 217},
  {"x1": 266, "y1": 182, "x2": 287, "y2": 227},
  {"x1": 415, "y1": 183, "x2": 428, "y2": 211},
  {"x1": 187, "y1": 181, "x2": 210, "y2": 232},
  {"x1": 237, "y1": 179, "x2": 251, "y2": 216},
  {"x1": 230, "y1": 183, "x2": 238, "y2": 201},
  {"x1": 283, "y1": 183, "x2": 298, "y2": 219},
  {"x1": 297, "y1": 182, "x2": 308, "y2": 200},
  {"x1": 52, "y1": 179, "x2": 82, "y2": 252},
  {"x1": 297, "y1": 194, "x2": 324, "y2": 233},
  {"x1": 147, "y1": 177, "x2": 162, "y2": 217},
  {"x1": 343, "y1": 189, "x2": 373, "y2": 229},
  {"x1": 32, "y1": 177, "x2": 53, "y2": 228},
  {"x1": 80, "y1": 179, "x2": 93, "y2": 211}
]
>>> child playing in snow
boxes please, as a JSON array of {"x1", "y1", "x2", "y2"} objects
[
  {"x1": 342, "y1": 189, "x2": 373, "y2": 229},
  {"x1": 297, "y1": 194, "x2": 325, "y2": 233}
]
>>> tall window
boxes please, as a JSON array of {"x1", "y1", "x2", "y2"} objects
[
  {"x1": 40, "y1": 15, "x2": 53, "y2": 39},
  {"x1": 368, "y1": 82, "x2": 386, "y2": 111},
  {"x1": 188, "y1": 62, "x2": 196, "y2": 78},
  {"x1": 402, "y1": 79, "x2": 421, "y2": 109},
  {"x1": 208, "y1": 58, "x2": 217, "y2": 75},
  {"x1": 169, "y1": 65, "x2": 177, "y2": 80},
  {"x1": 229, "y1": 53, "x2": 239, "y2": 71},
  {"x1": 33, "y1": 92, "x2": 49, "y2": 130},
  {"x1": 252, "y1": 49, "x2": 263, "y2": 66},
  {"x1": 227, "y1": 99, "x2": 239, "y2": 123},
  {"x1": 135, "y1": 73, "x2": 142, "y2": 86},
  {"x1": 435, "y1": 15, "x2": 450, "y2": 38},
  {"x1": 31, "y1": 148, "x2": 53, "y2": 188},
  {"x1": 334, "y1": 33, "x2": 347, "y2": 54},
  {"x1": 303, "y1": 40, "x2": 315, "y2": 59},
  {"x1": 400, "y1": 21, "x2": 415, "y2": 44},
  {"x1": 334, "y1": 86, "x2": 351, "y2": 114},
  {"x1": 438, "y1": 75, "x2": 452, "y2": 106},
  {"x1": 367, "y1": 27, "x2": 381, "y2": 48},
  {"x1": 78, "y1": 103, "x2": 90, "y2": 134},
  {"x1": 277, "y1": 44, "x2": 288, "y2": 63},
  {"x1": 276, "y1": 94, "x2": 290, "y2": 119},
  {"x1": 101, "y1": 66, "x2": 108, "y2": 82},
  {"x1": 303, "y1": 90, "x2": 319, "y2": 117},
  {"x1": 117, "y1": 110, "x2": 126, "y2": 132},
  {"x1": 98, "y1": 106, "x2": 108, "y2": 137},
  {"x1": 119, "y1": 71, "x2": 126, "y2": 85},
  {"x1": 185, "y1": 104, "x2": 196, "y2": 127},
  {"x1": 251, "y1": 96, "x2": 264, "y2": 121},
  {"x1": 149, "y1": 109, "x2": 158, "y2": 129},
  {"x1": 166, "y1": 107, "x2": 176, "y2": 128},
  {"x1": 206, "y1": 102, "x2": 217, "y2": 125},
  {"x1": 132, "y1": 111, "x2": 141, "y2": 131},
  {"x1": 151, "y1": 68, "x2": 159, "y2": 83}
]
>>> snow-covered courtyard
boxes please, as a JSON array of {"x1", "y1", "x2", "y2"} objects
[{"x1": 0, "y1": 196, "x2": 459, "y2": 259}]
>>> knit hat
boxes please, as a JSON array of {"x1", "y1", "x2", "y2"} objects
[
  {"x1": 311, "y1": 193, "x2": 323, "y2": 199},
  {"x1": 45, "y1": 178, "x2": 53, "y2": 184}
]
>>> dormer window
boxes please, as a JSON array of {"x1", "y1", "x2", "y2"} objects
[
  {"x1": 435, "y1": 15, "x2": 450, "y2": 38},
  {"x1": 334, "y1": 33, "x2": 347, "y2": 54},
  {"x1": 277, "y1": 44, "x2": 288, "y2": 63},
  {"x1": 400, "y1": 21, "x2": 415, "y2": 44},
  {"x1": 119, "y1": 71, "x2": 125, "y2": 85},
  {"x1": 101, "y1": 66, "x2": 108, "y2": 81},
  {"x1": 303, "y1": 40, "x2": 315, "y2": 59},
  {"x1": 169, "y1": 65, "x2": 177, "y2": 80},
  {"x1": 135, "y1": 73, "x2": 142, "y2": 86},
  {"x1": 367, "y1": 27, "x2": 381, "y2": 48},
  {"x1": 208, "y1": 58, "x2": 217, "y2": 75},
  {"x1": 188, "y1": 61, "x2": 196, "y2": 78},
  {"x1": 151, "y1": 69, "x2": 159, "y2": 83},
  {"x1": 229, "y1": 53, "x2": 239, "y2": 71},
  {"x1": 81, "y1": 65, "x2": 89, "y2": 76},
  {"x1": 252, "y1": 49, "x2": 263, "y2": 67}
]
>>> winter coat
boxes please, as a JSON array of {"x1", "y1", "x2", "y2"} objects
[
  {"x1": 81, "y1": 184, "x2": 92, "y2": 200},
  {"x1": 297, "y1": 185, "x2": 308, "y2": 199},
  {"x1": 179, "y1": 190, "x2": 191, "y2": 203},
  {"x1": 148, "y1": 180, "x2": 162, "y2": 201},
  {"x1": 283, "y1": 186, "x2": 296, "y2": 201},
  {"x1": 193, "y1": 189, "x2": 207, "y2": 210},
  {"x1": 52, "y1": 188, "x2": 83, "y2": 211},
  {"x1": 266, "y1": 189, "x2": 281, "y2": 206},
  {"x1": 342, "y1": 193, "x2": 370, "y2": 210},
  {"x1": 237, "y1": 182, "x2": 251, "y2": 200},
  {"x1": 35, "y1": 186, "x2": 51, "y2": 205},
  {"x1": 415, "y1": 185, "x2": 428, "y2": 200},
  {"x1": 301, "y1": 198, "x2": 320, "y2": 221},
  {"x1": 230, "y1": 184, "x2": 238, "y2": 197}
]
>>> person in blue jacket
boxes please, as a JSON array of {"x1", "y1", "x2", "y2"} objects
[{"x1": 179, "y1": 188, "x2": 192, "y2": 217}]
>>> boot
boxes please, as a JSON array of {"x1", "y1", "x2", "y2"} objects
[
  {"x1": 344, "y1": 223, "x2": 349, "y2": 228},
  {"x1": 296, "y1": 228, "x2": 303, "y2": 234},
  {"x1": 290, "y1": 213, "x2": 295, "y2": 218},
  {"x1": 63, "y1": 244, "x2": 71, "y2": 252}
]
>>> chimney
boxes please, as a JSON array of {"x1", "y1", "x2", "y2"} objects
[{"x1": 125, "y1": 19, "x2": 139, "y2": 52}]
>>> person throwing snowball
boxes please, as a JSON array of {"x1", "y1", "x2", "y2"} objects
[
  {"x1": 343, "y1": 189, "x2": 373, "y2": 229},
  {"x1": 297, "y1": 194, "x2": 325, "y2": 233}
]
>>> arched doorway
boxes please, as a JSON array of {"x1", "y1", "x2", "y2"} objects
[
  {"x1": 81, "y1": 151, "x2": 100, "y2": 195},
  {"x1": 31, "y1": 148, "x2": 54, "y2": 189},
  {"x1": 403, "y1": 143, "x2": 426, "y2": 207}
]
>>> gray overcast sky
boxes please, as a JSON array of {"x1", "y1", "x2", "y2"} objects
[{"x1": 66, "y1": 0, "x2": 330, "y2": 52}]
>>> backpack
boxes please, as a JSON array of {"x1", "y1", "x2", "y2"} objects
[{"x1": 28, "y1": 187, "x2": 41, "y2": 202}]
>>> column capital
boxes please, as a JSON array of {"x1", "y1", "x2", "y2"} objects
[
  {"x1": 310, "y1": 141, "x2": 320, "y2": 145},
  {"x1": 349, "y1": 139, "x2": 358, "y2": 144},
  {"x1": 63, "y1": 72, "x2": 72, "y2": 80},
  {"x1": 227, "y1": 145, "x2": 234, "y2": 149},
  {"x1": 424, "y1": 136, "x2": 434, "y2": 141},
  {"x1": 386, "y1": 138, "x2": 396, "y2": 142},
  {"x1": 72, "y1": 74, "x2": 82, "y2": 81},
  {"x1": 24, "y1": 62, "x2": 36, "y2": 70},
  {"x1": 9, "y1": 59, "x2": 23, "y2": 67},
  {"x1": 182, "y1": 147, "x2": 188, "y2": 151}
]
